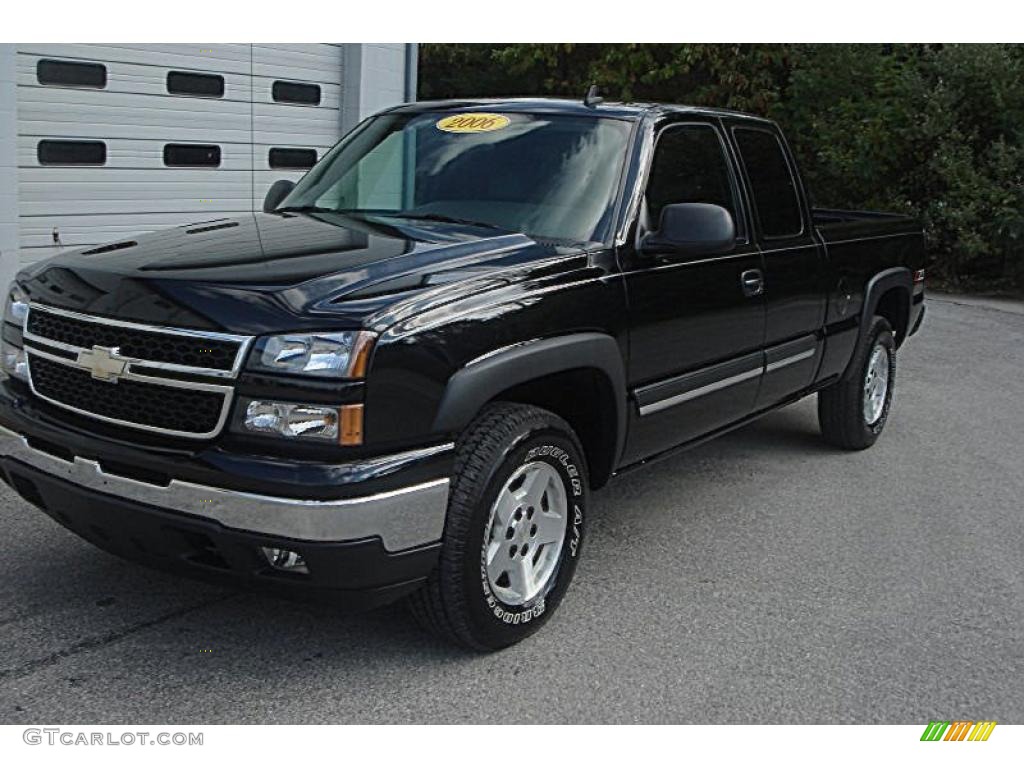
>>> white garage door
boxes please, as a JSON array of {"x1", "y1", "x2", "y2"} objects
[{"x1": 16, "y1": 43, "x2": 344, "y2": 265}]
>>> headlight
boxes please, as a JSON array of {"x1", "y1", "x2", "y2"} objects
[
  {"x1": 2, "y1": 285, "x2": 29, "y2": 382},
  {"x1": 4, "y1": 285, "x2": 29, "y2": 327},
  {"x1": 247, "y1": 331, "x2": 375, "y2": 378}
]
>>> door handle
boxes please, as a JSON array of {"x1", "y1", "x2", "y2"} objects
[{"x1": 740, "y1": 269, "x2": 764, "y2": 297}]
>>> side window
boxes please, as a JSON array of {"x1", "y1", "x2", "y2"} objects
[
  {"x1": 733, "y1": 128, "x2": 802, "y2": 238},
  {"x1": 645, "y1": 123, "x2": 741, "y2": 235}
]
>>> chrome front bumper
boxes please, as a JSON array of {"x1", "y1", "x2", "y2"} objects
[{"x1": 0, "y1": 425, "x2": 451, "y2": 552}]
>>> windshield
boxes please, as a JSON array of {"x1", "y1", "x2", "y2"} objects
[{"x1": 278, "y1": 111, "x2": 633, "y2": 243}]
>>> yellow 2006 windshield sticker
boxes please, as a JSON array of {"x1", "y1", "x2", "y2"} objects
[{"x1": 436, "y1": 113, "x2": 511, "y2": 133}]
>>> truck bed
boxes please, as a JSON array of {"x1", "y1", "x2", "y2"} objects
[{"x1": 813, "y1": 207, "x2": 921, "y2": 246}]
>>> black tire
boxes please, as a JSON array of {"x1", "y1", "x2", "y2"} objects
[
  {"x1": 818, "y1": 315, "x2": 896, "y2": 450},
  {"x1": 407, "y1": 402, "x2": 588, "y2": 651}
]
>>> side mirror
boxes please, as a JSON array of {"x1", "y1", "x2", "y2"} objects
[
  {"x1": 263, "y1": 180, "x2": 296, "y2": 213},
  {"x1": 640, "y1": 203, "x2": 736, "y2": 257}
]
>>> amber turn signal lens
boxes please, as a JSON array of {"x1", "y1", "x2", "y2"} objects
[
  {"x1": 347, "y1": 332, "x2": 376, "y2": 378},
  {"x1": 339, "y1": 404, "x2": 364, "y2": 446}
]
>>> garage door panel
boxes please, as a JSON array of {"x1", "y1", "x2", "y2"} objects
[
  {"x1": 252, "y1": 44, "x2": 343, "y2": 85},
  {"x1": 253, "y1": 99, "x2": 342, "y2": 120},
  {"x1": 251, "y1": 77, "x2": 341, "y2": 108},
  {"x1": 18, "y1": 89, "x2": 253, "y2": 136},
  {"x1": 19, "y1": 139, "x2": 253, "y2": 170},
  {"x1": 21, "y1": 177, "x2": 252, "y2": 204},
  {"x1": 16, "y1": 43, "x2": 347, "y2": 269},
  {"x1": 18, "y1": 120, "x2": 252, "y2": 144},
  {"x1": 16, "y1": 44, "x2": 253, "y2": 75},
  {"x1": 18, "y1": 56, "x2": 253, "y2": 102},
  {"x1": 21, "y1": 198, "x2": 252, "y2": 217},
  {"x1": 254, "y1": 128, "x2": 339, "y2": 148}
]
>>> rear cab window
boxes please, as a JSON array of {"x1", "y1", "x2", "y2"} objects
[{"x1": 732, "y1": 127, "x2": 804, "y2": 239}]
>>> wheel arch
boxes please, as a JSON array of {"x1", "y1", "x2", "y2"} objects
[
  {"x1": 432, "y1": 333, "x2": 627, "y2": 488},
  {"x1": 860, "y1": 267, "x2": 912, "y2": 348}
]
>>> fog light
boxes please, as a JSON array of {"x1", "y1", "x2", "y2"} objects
[
  {"x1": 0, "y1": 341, "x2": 28, "y2": 383},
  {"x1": 243, "y1": 400, "x2": 339, "y2": 441},
  {"x1": 261, "y1": 547, "x2": 308, "y2": 574}
]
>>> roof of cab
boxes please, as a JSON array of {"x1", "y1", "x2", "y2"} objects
[{"x1": 387, "y1": 97, "x2": 774, "y2": 123}]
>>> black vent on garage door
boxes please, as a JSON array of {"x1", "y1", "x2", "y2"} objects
[
  {"x1": 163, "y1": 144, "x2": 221, "y2": 167},
  {"x1": 167, "y1": 70, "x2": 225, "y2": 98},
  {"x1": 37, "y1": 140, "x2": 107, "y2": 166},
  {"x1": 271, "y1": 80, "x2": 321, "y2": 105},
  {"x1": 37, "y1": 59, "x2": 107, "y2": 88},
  {"x1": 268, "y1": 148, "x2": 317, "y2": 170}
]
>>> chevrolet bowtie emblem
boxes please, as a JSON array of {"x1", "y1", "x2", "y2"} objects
[{"x1": 76, "y1": 345, "x2": 129, "y2": 382}]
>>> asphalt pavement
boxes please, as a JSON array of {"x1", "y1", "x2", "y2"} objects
[{"x1": 2, "y1": 294, "x2": 1022, "y2": 723}]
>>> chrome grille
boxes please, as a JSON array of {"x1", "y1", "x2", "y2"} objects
[
  {"x1": 27, "y1": 310, "x2": 241, "y2": 371},
  {"x1": 28, "y1": 353, "x2": 228, "y2": 436},
  {"x1": 22, "y1": 304, "x2": 252, "y2": 438}
]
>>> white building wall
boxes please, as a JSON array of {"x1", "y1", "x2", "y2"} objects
[
  {"x1": 342, "y1": 43, "x2": 416, "y2": 131},
  {"x1": 2, "y1": 43, "x2": 415, "y2": 291},
  {"x1": 0, "y1": 45, "x2": 18, "y2": 293}
]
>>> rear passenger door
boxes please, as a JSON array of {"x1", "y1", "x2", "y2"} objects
[
  {"x1": 728, "y1": 123, "x2": 826, "y2": 408},
  {"x1": 621, "y1": 120, "x2": 766, "y2": 464}
]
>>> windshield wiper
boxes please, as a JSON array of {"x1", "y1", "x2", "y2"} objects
[
  {"x1": 276, "y1": 206, "x2": 392, "y2": 225},
  {"x1": 377, "y1": 211, "x2": 514, "y2": 233},
  {"x1": 275, "y1": 207, "x2": 514, "y2": 234},
  {"x1": 274, "y1": 205, "x2": 339, "y2": 214}
]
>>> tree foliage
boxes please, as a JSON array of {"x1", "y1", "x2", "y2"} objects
[{"x1": 419, "y1": 44, "x2": 1024, "y2": 291}]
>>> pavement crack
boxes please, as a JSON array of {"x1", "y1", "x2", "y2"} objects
[{"x1": 0, "y1": 592, "x2": 240, "y2": 683}]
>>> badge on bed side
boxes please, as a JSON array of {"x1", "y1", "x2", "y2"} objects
[{"x1": 436, "y1": 113, "x2": 511, "y2": 133}]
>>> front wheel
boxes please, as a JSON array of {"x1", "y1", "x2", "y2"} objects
[
  {"x1": 818, "y1": 315, "x2": 896, "y2": 450},
  {"x1": 408, "y1": 403, "x2": 588, "y2": 651}
]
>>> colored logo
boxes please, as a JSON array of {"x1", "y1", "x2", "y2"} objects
[
  {"x1": 436, "y1": 113, "x2": 511, "y2": 133},
  {"x1": 920, "y1": 721, "x2": 996, "y2": 741}
]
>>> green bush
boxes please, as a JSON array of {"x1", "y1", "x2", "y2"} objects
[{"x1": 419, "y1": 44, "x2": 1024, "y2": 292}]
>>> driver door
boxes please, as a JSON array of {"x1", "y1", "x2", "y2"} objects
[{"x1": 621, "y1": 120, "x2": 766, "y2": 464}]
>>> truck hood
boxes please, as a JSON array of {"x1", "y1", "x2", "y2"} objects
[{"x1": 17, "y1": 212, "x2": 589, "y2": 335}]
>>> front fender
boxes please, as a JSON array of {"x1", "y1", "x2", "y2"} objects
[{"x1": 432, "y1": 332, "x2": 628, "y2": 467}]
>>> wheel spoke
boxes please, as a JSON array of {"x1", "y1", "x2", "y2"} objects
[
  {"x1": 485, "y1": 540, "x2": 511, "y2": 584},
  {"x1": 492, "y1": 486, "x2": 519, "y2": 528},
  {"x1": 533, "y1": 509, "x2": 564, "y2": 545},
  {"x1": 521, "y1": 463, "x2": 554, "y2": 508},
  {"x1": 506, "y1": 557, "x2": 538, "y2": 602}
]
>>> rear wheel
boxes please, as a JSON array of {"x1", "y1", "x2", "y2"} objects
[
  {"x1": 408, "y1": 403, "x2": 587, "y2": 651},
  {"x1": 818, "y1": 315, "x2": 896, "y2": 450}
]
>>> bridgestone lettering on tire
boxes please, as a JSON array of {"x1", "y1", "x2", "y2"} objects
[{"x1": 407, "y1": 402, "x2": 588, "y2": 651}]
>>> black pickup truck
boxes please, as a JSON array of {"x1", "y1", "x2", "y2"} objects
[{"x1": 0, "y1": 98, "x2": 925, "y2": 650}]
